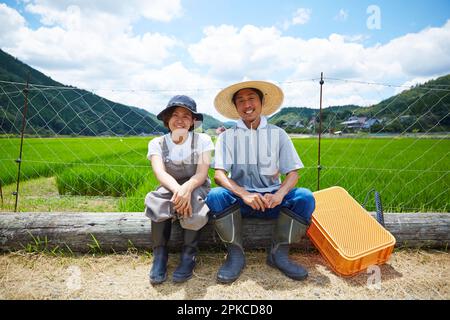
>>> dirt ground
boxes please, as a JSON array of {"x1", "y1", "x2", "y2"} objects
[{"x1": 1, "y1": 248, "x2": 448, "y2": 300}]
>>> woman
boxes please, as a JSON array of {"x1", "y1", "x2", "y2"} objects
[{"x1": 145, "y1": 95, "x2": 213, "y2": 284}]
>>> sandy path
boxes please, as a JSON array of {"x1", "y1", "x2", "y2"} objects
[{"x1": 0, "y1": 249, "x2": 448, "y2": 300}]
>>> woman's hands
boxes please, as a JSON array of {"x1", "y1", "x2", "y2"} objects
[
  {"x1": 152, "y1": 149, "x2": 212, "y2": 219},
  {"x1": 170, "y1": 150, "x2": 210, "y2": 219},
  {"x1": 171, "y1": 182, "x2": 193, "y2": 218}
]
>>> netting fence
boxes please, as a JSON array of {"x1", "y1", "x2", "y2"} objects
[{"x1": 1, "y1": 76, "x2": 449, "y2": 213}]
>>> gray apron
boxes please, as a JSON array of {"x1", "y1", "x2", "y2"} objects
[{"x1": 145, "y1": 133, "x2": 210, "y2": 231}]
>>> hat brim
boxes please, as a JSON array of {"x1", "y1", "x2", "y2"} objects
[
  {"x1": 214, "y1": 80, "x2": 284, "y2": 120},
  {"x1": 156, "y1": 105, "x2": 203, "y2": 122}
]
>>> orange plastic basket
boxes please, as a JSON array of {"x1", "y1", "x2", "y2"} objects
[{"x1": 307, "y1": 186, "x2": 396, "y2": 276}]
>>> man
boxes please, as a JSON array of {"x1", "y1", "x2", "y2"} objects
[{"x1": 205, "y1": 80, "x2": 315, "y2": 284}]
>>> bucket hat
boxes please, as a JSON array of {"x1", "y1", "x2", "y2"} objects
[
  {"x1": 214, "y1": 80, "x2": 284, "y2": 120},
  {"x1": 157, "y1": 95, "x2": 203, "y2": 122}
]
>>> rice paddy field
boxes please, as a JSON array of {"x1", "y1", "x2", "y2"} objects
[{"x1": 0, "y1": 135, "x2": 449, "y2": 213}]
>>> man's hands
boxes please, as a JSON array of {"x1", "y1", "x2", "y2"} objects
[
  {"x1": 170, "y1": 183, "x2": 193, "y2": 218},
  {"x1": 241, "y1": 193, "x2": 268, "y2": 211},
  {"x1": 263, "y1": 193, "x2": 284, "y2": 209},
  {"x1": 241, "y1": 191, "x2": 284, "y2": 211}
]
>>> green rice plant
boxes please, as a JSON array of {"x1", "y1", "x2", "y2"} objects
[
  {"x1": 1, "y1": 136, "x2": 152, "y2": 186},
  {"x1": 2, "y1": 136, "x2": 448, "y2": 213},
  {"x1": 55, "y1": 148, "x2": 150, "y2": 197},
  {"x1": 293, "y1": 138, "x2": 450, "y2": 212},
  {"x1": 57, "y1": 165, "x2": 150, "y2": 197},
  {"x1": 118, "y1": 175, "x2": 159, "y2": 212}
]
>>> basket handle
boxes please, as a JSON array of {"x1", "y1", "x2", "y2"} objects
[{"x1": 362, "y1": 189, "x2": 385, "y2": 227}]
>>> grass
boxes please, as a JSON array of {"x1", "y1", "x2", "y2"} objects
[
  {"x1": 1, "y1": 136, "x2": 449, "y2": 213},
  {"x1": 0, "y1": 177, "x2": 118, "y2": 212},
  {"x1": 87, "y1": 234, "x2": 103, "y2": 255},
  {"x1": 21, "y1": 231, "x2": 75, "y2": 256}
]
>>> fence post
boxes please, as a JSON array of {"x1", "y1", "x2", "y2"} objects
[
  {"x1": 14, "y1": 74, "x2": 30, "y2": 212},
  {"x1": 317, "y1": 72, "x2": 324, "y2": 191}
]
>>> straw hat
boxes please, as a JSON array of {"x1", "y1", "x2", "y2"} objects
[{"x1": 214, "y1": 80, "x2": 284, "y2": 120}]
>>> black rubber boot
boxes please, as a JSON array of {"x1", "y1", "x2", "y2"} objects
[
  {"x1": 149, "y1": 219, "x2": 172, "y2": 285},
  {"x1": 172, "y1": 229, "x2": 199, "y2": 283},
  {"x1": 217, "y1": 244, "x2": 245, "y2": 284},
  {"x1": 212, "y1": 204, "x2": 245, "y2": 284},
  {"x1": 267, "y1": 208, "x2": 309, "y2": 281}
]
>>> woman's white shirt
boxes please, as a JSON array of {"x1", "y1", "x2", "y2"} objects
[{"x1": 147, "y1": 132, "x2": 214, "y2": 164}]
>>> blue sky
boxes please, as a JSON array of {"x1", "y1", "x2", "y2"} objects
[
  {"x1": 1, "y1": 0, "x2": 449, "y2": 120},
  {"x1": 137, "y1": 0, "x2": 450, "y2": 45}
]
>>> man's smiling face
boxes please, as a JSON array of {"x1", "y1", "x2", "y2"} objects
[{"x1": 234, "y1": 88, "x2": 263, "y2": 125}]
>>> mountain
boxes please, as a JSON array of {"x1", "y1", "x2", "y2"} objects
[
  {"x1": 354, "y1": 75, "x2": 450, "y2": 132},
  {"x1": 268, "y1": 75, "x2": 450, "y2": 133},
  {"x1": 0, "y1": 48, "x2": 228, "y2": 135},
  {"x1": 269, "y1": 107, "x2": 317, "y2": 128},
  {"x1": 223, "y1": 121, "x2": 236, "y2": 128},
  {"x1": 268, "y1": 105, "x2": 360, "y2": 133},
  {"x1": 0, "y1": 49, "x2": 163, "y2": 135},
  {"x1": 202, "y1": 114, "x2": 223, "y2": 131}
]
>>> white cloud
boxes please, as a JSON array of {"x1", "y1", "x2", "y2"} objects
[
  {"x1": 189, "y1": 25, "x2": 297, "y2": 80},
  {"x1": 394, "y1": 76, "x2": 438, "y2": 95},
  {"x1": 282, "y1": 8, "x2": 311, "y2": 30},
  {"x1": 1, "y1": 3, "x2": 179, "y2": 72},
  {"x1": 0, "y1": 3, "x2": 26, "y2": 26},
  {"x1": 190, "y1": 21, "x2": 450, "y2": 83},
  {"x1": 188, "y1": 21, "x2": 450, "y2": 110},
  {"x1": 189, "y1": 26, "x2": 370, "y2": 81},
  {"x1": 70, "y1": 61, "x2": 223, "y2": 120},
  {"x1": 0, "y1": 4, "x2": 27, "y2": 44},
  {"x1": 334, "y1": 9, "x2": 349, "y2": 22},
  {"x1": 369, "y1": 20, "x2": 450, "y2": 77},
  {"x1": 0, "y1": 2, "x2": 189, "y2": 119},
  {"x1": 292, "y1": 8, "x2": 311, "y2": 25},
  {"x1": 280, "y1": 79, "x2": 386, "y2": 112},
  {"x1": 342, "y1": 34, "x2": 370, "y2": 43}
]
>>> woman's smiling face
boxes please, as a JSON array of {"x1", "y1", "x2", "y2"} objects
[{"x1": 168, "y1": 106, "x2": 194, "y2": 133}]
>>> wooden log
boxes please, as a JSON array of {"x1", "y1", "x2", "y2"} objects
[{"x1": 0, "y1": 212, "x2": 448, "y2": 252}]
